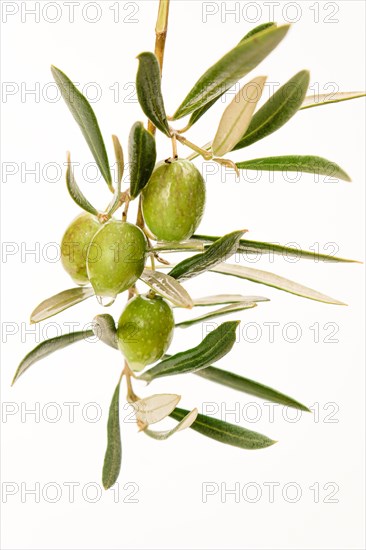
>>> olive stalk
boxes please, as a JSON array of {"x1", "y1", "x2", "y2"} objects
[{"x1": 127, "y1": 1, "x2": 171, "y2": 399}]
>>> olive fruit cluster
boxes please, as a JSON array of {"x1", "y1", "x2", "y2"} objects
[
  {"x1": 61, "y1": 214, "x2": 147, "y2": 299},
  {"x1": 60, "y1": 158, "x2": 206, "y2": 369}
]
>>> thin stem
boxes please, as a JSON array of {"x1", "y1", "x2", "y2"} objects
[
  {"x1": 123, "y1": 361, "x2": 140, "y2": 403},
  {"x1": 186, "y1": 141, "x2": 212, "y2": 161},
  {"x1": 136, "y1": 196, "x2": 144, "y2": 229},
  {"x1": 150, "y1": 253, "x2": 156, "y2": 271},
  {"x1": 155, "y1": 0, "x2": 170, "y2": 73},
  {"x1": 213, "y1": 157, "x2": 240, "y2": 178},
  {"x1": 122, "y1": 195, "x2": 130, "y2": 221},
  {"x1": 176, "y1": 134, "x2": 213, "y2": 160},
  {"x1": 171, "y1": 133, "x2": 178, "y2": 158}
]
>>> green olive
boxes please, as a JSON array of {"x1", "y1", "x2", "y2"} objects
[
  {"x1": 142, "y1": 158, "x2": 206, "y2": 242},
  {"x1": 87, "y1": 220, "x2": 147, "y2": 299},
  {"x1": 117, "y1": 294, "x2": 174, "y2": 372},
  {"x1": 61, "y1": 212, "x2": 101, "y2": 285}
]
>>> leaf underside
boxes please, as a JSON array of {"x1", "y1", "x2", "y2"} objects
[
  {"x1": 12, "y1": 330, "x2": 94, "y2": 385},
  {"x1": 195, "y1": 367, "x2": 310, "y2": 411}
]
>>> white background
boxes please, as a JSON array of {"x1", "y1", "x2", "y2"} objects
[{"x1": 1, "y1": 1, "x2": 365, "y2": 549}]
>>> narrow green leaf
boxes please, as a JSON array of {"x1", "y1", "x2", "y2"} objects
[
  {"x1": 140, "y1": 269, "x2": 193, "y2": 308},
  {"x1": 51, "y1": 65, "x2": 112, "y2": 188},
  {"x1": 93, "y1": 314, "x2": 118, "y2": 349},
  {"x1": 132, "y1": 394, "x2": 181, "y2": 426},
  {"x1": 184, "y1": 24, "x2": 277, "y2": 130},
  {"x1": 144, "y1": 408, "x2": 198, "y2": 440},
  {"x1": 112, "y1": 134, "x2": 124, "y2": 185},
  {"x1": 139, "y1": 321, "x2": 239, "y2": 382},
  {"x1": 12, "y1": 330, "x2": 93, "y2": 385},
  {"x1": 168, "y1": 229, "x2": 245, "y2": 281},
  {"x1": 211, "y1": 263, "x2": 346, "y2": 305},
  {"x1": 136, "y1": 52, "x2": 170, "y2": 136},
  {"x1": 240, "y1": 22, "x2": 276, "y2": 42},
  {"x1": 173, "y1": 24, "x2": 290, "y2": 119},
  {"x1": 212, "y1": 76, "x2": 267, "y2": 156},
  {"x1": 195, "y1": 367, "x2": 310, "y2": 411},
  {"x1": 232, "y1": 70, "x2": 310, "y2": 150},
  {"x1": 106, "y1": 136, "x2": 124, "y2": 215},
  {"x1": 236, "y1": 155, "x2": 351, "y2": 182},
  {"x1": 176, "y1": 302, "x2": 257, "y2": 328},
  {"x1": 102, "y1": 381, "x2": 122, "y2": 490},
  {"x1": 300, "y1": 91, "x2": 366, "y2": 110},
  {"x1": 30, "y1": 286, "x2": 94, "y2": 324},
  {"x1": 129, "y1": 122, "x2": 157, "y2": 199},
  {"x1": 192, "y1": 234, "x2": 358, "y2": 263},
  {"x1": 193, "y1": 294, "x2": 269, "y2": 306},
  {"x1": 170, "y1": 407, "x2": 276, "y2": 450},
  {"x1": 66, "y1": 153, "x2": 98, "y2": 215}
]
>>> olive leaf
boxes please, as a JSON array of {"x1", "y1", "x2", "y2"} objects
[
  {"x1": 129, "y1": 122, "x2": 157, "y2": 199},
  {"x1": 170, "y1": 407, "x2": 276, "y2": 450},
  {"x1": 192, "y1": 234, "x2": 358, "y2": 263},
  {"x1": 65, "y1": 152, "x2": 98, "y2": 215},
  {"x1": 173, "y1": 24, "x2": 290, "y2": 119},
  {"x1": 212, "y1": 75, "x2": 267, "y2": 157},
  {"x1": 195, "y1": 367, "x2": 310, "y2": 411},
  {"x1": 232, "y1": 70, "x2": 310, "y2": 150},
  {"x1": 12, "y1": 330, "x2": 94, "y2": 385},
  {"x1": 168, "y1": 229, "x2": 245, "y2": 281},
  {"x1": 136, "y1": 52, "x2": 170, "y2": 136},
  {"x1": 144, "y1": 408, "x2": 198, "y2": 440},
  {"x1": 140, "y1": 269, "x2": 193, "y2": 308},
  {"x1": 139, "y1": 320, "x2": 239, "y2": 382},
  {"x1": 211, "y1": 263, "x2": 346, "y2": 305},
  {"x1": 183, "y1": 23, "x2": 277, "y2": 130},
  {"x1": 300, "y1": 91, "x2": 366, "y2": 110},
  {"x1": 102, "y1": 380, "x2": 122, "y2": 490},
  {"x1": 175, "y1": 301, "x2": 257, "y2": 328},
  {"x1": 93, "y1": 314, "x2": 118, "y2": 349},
  {"x1": 30, "y1": 286, "x2": 95, "y2": 324},
  {"x1": 236, "y1": 155, "x2": 351, "y2": 182},
  {"x1": 193, "y1": 294, "x2": 269, "y2": 306},
  {"x1": 51, "y1": 65, "x2": 112, "y2": 189},
  {"x1": 112, "y1": 134, "x2": 124, "y2": 184},
  {"x1": 240, "y1": 22, "x2": 276, "y2": 42},
  {"x1": 105, "y1": 135, "x2": 124, "y2": 215},
  {"x1": 132, "y1": 394, "x2": 181, "y2": 426}
]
